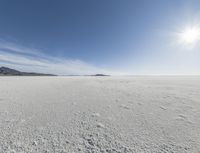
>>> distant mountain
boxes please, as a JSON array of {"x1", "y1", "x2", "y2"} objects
[
  {"x1": 0, "y1": 67, "x2": 56, "y2": 76},
  {"x1": 91, "y1": 74, "x2": 110, "y2": 76}
]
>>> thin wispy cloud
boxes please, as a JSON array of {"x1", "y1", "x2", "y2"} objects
[{"x1": 0, "y1": 41, "x2": 123, "y2": 75}]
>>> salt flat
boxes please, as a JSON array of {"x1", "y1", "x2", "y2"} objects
[{"x1": 0, "y1": 76, "x2": 200, "y2": 153}]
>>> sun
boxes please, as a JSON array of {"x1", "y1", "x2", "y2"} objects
[{"x1": 178, "y1": 26, "x2": 200, "y2": 45}]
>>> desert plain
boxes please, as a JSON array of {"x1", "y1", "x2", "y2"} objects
[{"x1": 0, "y1": 76, "x2": 200, "y2": 153}]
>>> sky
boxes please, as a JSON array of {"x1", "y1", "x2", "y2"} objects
[{"x1": 0, "y1": 0, "x2": 200, "y2": 75}]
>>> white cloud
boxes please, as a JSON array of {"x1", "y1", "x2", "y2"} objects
[{"x1": 0, "y1": 41, "x2": 124, "y2": 75}]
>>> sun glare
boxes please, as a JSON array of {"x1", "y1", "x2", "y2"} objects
[{"x1": 178, "y1": 26, "x2": 200, "y2": 45}]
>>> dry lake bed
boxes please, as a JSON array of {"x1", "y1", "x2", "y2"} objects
[{"x1": 0, "y1": 76, "x2": 200, "y2": 153}]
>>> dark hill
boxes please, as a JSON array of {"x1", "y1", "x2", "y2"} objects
[{"x1": 0, "y1": 67, "x2": 55, "y2": 76}]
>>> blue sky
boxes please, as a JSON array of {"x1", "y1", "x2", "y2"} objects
[{"x1": 0, "y1": 0, "x2": 200, "y2": 75}]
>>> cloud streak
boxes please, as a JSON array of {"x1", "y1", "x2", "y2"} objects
[{"x1": 0, "y1": 41, "x2": 123, "y2": 75}]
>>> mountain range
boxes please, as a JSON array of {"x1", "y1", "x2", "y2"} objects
[{"x1": 0, "y1": 67, "x2": 55, "y2": 76}]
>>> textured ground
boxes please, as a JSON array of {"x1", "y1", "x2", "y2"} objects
[{"x1": 0, "y1": 76, "x2": 200, "y2": 153}]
